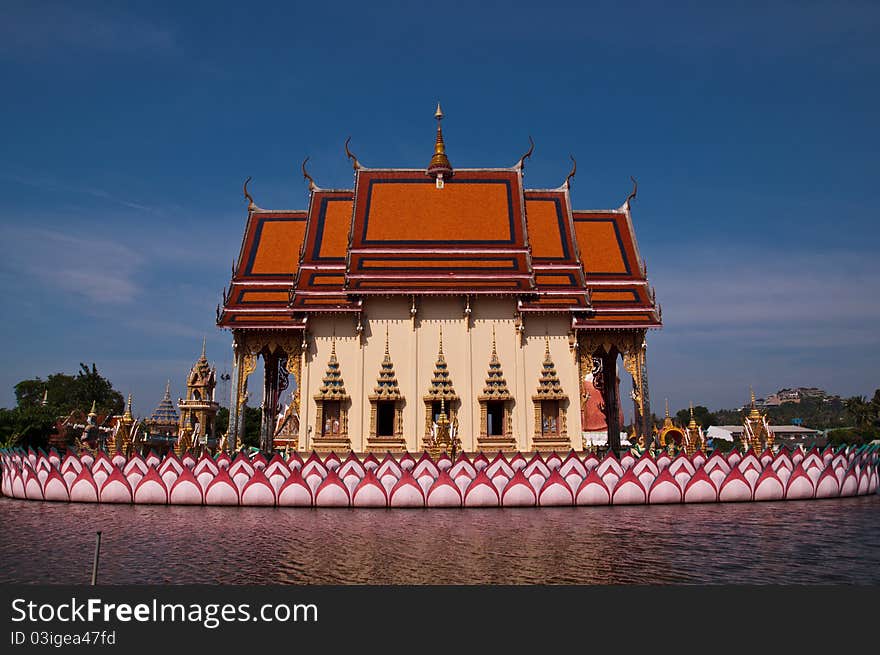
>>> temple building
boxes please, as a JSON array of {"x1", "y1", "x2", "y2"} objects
[
  {"x1": 217, "y1": 107, "x2": 662, "y2": 453},
  {"x1": 138, "y1": 381, "x2": 180, "y2": 454},
  {"x1": 176, "y1": 340, "x2": 220, "y2": 454}
]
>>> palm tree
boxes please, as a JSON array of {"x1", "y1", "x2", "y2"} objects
[{"x1": 845, "y1": 396, "x2": 871, "y2": 430}]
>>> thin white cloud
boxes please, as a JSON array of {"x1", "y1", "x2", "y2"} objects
[
  {"x1": 652, "y1": 247, "x2": 880, "y2": 331},
  {"x1": 0, "y1": 172, "x2": 161, "y2": 215},
  {"x1": 0, "y1": 227, "x2": 143, "y2": 304},
  {"x1": 0, "y1": 4, "x2": 177, "y2": 56}
]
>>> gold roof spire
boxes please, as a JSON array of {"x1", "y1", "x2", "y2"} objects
[
  {"x1": 749, "y1": 386, "x2": 761, "y2": 420},
  {"x1": 438, "y1": 325, "x2": 443, "y2": 355},
  {"x1": 201, "y1": 336, "x2": 207, "y2": 360},
  {"x1": 123, "y1": 393, "x2": 134, "y2": 423},
  {"x1": 384, "y1": 324, "x2": 390, "y2": 356},
  {"x1": 427, "y1": 102, "x2": 453, "y2": 182},
  {"x1": 89, "y1": 400, "x2": 97, "y2": 417},
  {"x1": 665, "y1": 398, "x2": 670, "y2": 419},
  {"x1": 491, "y1": 325, "x2": 497, "y2": 356},
  {"x1": 688, "y1": 402, "x2": 697, "y2": 429}
]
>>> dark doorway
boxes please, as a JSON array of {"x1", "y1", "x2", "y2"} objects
[
  {"x1": 487, "y1": 402, "x2": 504, "y2": 436},
  {"x1": 377, "y1": 402, "x2": 395, "y2": 437}
]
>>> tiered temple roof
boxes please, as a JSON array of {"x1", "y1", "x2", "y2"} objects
[
  {"x1": 150, "y1": 381, "x2": 179, "y2": 427},
  {"x1": 479, "y1": 328, "x2": 510, "y2": 400},
  {"x1": 370, "y1": 329, "x2": 401, "y2": 400},
  {"x1": 533, "y1": 339, "x2": 567, "y2": 400},
  {"x1": 315, "y1": 340, "x2": 349, "y2": 400},
  {"x1": 217, "y1": 109, "x2": 661, "y2": 331},
  {"x1": 425, "y1": 328, "x2": 457, "y2": 401}
]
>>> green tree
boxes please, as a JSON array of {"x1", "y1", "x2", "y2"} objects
[
  {"x1": 8, "y1": 364, "x2": 123, "y2": 449},
  {"x1": 215, "y1": 407, "x2": 229, "y2": 435},
  {"x1": 844, "y1": 395, "x2": 872, "y2": 430},
  {"x1": 242, "y1": 407, "x2": 261, "y2": 449},
  {"x1": 14, "y1": 363, "x2": 123, "y2": 416},
  {"x1": 674, "y1": 405, "x2": 717, "y2": 429}
]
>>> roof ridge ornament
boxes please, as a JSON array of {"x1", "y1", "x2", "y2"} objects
[
  {"x1": 427, "y1": 102, "x2": 453, "y2": 187},
  {"x1": 243, "y1": 177, "x2": 257, "y2": 211},
  {"x1": 515, "y1": 136, "x2": 535, "y2": 171},
  {"x1": 344, "y1": 137, "x2": 361, "y2": 170},
  {"x1": 564, "y1": 155, "x2": 577, "y2": 188},
  {"x1": 301, "y1": 157, "x2": 319, "y2": 192},
  {"x1": 621, "y1": 176, "x2": 638, "y2": 211}
]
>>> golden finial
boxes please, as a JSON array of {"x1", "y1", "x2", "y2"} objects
[
  {"x1": 438, "y1": 325, "x2": 443, "y2": 355},
  {"x1": 688, "y1": 402, "x2": 697, "y2": 429},
  {"x1": 427, "y1": 102, "x2": 453, "y2": 183},
  {"x1": 330, "y1": 336, "x2": 336, "y2": 358},
  {"x1": 384, "y1": 324, "x2": 390, "y2": 355},
  {"x1": 41, "y1": 388, "x2": 48, "y2": 406},
  {"x1": 201, "y1": 336, "x2": 207, "y2": 360},
  {"x1": 545, "y1": 335, "x2": 551, "y2": 358},
  {"x1": 123, "y1": 394, "x2": 133, "y2": 422},
  {"x1": 164, "y1": 380, "x2": 171, "y2": 399},
  {"x1": 665, "y1": 398, "x2": 670, "y2": 419},
  {"x1": 749, "y1": 386, "x2": 761, "y2": 419},
  {"x1": 491, "y1": 325, "x2": 497, "y2": 355},
  {"x1": 243, "y1": 177, "x2": 256, "y2": 211},
  {"x1": 89, "y1": 400, "x2": 97, "y2": 417}
]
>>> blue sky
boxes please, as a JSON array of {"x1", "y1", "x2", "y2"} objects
[{"x1": 1, "y1": 1, "x2": 878, "y2": 419}]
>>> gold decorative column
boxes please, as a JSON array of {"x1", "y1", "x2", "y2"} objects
[
  {"x1": 531, "y1": 337, "x2": 570, "y2": 452},
  {"x1": 477, "y1": 327, "x2": 516, "y2": 452},
  {"x1": 367, "y1": 328, "x2": 407, "y2": 453},
  {"x1": 311, "y1": 339, "x2": 351, "y2": 453},
  {"x1": 422, "y1": 327, "x2": 459, "y2": 451}
]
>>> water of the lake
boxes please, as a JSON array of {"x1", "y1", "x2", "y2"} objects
[{"x1": 1, "y1": 495, "x2": 878, "y2": 584}]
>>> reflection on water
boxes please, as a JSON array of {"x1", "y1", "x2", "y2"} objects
[{"x1": 1, "y1": 496, "x2": 878, "y2": 584}]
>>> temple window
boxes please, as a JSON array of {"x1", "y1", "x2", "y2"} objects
[
  {"x1": 487, "y1": 401, "x2": 504, "y2": 436},
  {"x1": 377, "y1": 402, "x2": 395, "y2": 437},
  {"x1": 541, "y1": 400, "x2": 559, "y2": 435},
  {"x1": 322, "y1": 401, "x2": 341, "y2": 436}
]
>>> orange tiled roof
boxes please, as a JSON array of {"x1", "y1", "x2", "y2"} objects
[
  {"x1": 218, "y1": 161, "x2": 660, "y2": 331},
  {"x1": 346, "y1": 169, "x2": 534, "y2": 293},
  {"x1": 217, "y1": 210, "x2": 307, "y2": 329}
]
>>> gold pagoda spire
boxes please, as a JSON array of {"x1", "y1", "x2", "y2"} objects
[
  {"x1": 89, "y1": 400, "x2": 97, "y2": 417},
  {"x1": 481, "y1": 326, "x2": 510, "y2": 400},
  {"x1": 123, "y1": 394, "x2": 134, "y2": 423},
  {"x1": 662, "y1": 398, "x2": 674, "y2": 429},
  {"x1": 688, "y1": 402, "x2": 697, "y2": 429},
  {"x1": 749, "y1": 386, "x2": 761, "y2": 419},
  {"x1": 427, "y1": 102, "x2": 453, "y2": 184}
]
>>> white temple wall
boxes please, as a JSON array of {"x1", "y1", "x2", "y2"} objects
[{"x1": 301, "y1": 297, "x2": 581, "y2": 452}]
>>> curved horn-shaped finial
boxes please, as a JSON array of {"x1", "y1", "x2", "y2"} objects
[
  {"x1": 344, "y1": 136, "x2": 361, "y2": 169},
  {"x1": 516, "y1": 136, "x2": 535, "y2": 170},
  {"x1": 243, "y1": 176, "x2": 256, "y2": 211},
  {"x1": 623, "y1": 176, "x2": 638, "y2": 210},
  {"x1": 565, "y1": 155, "x2": 577, "y2": 186},
  {"x1": 301, "y1": 156, "x2": 317, "y2": 192}
]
